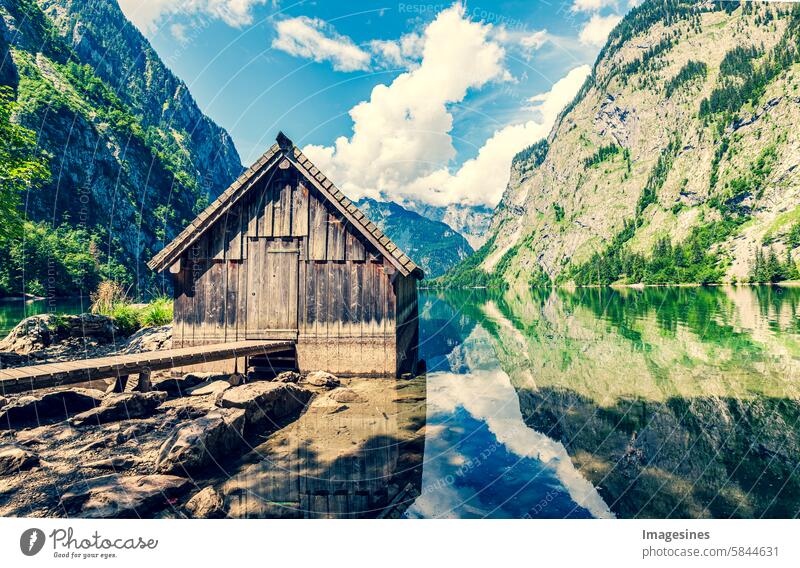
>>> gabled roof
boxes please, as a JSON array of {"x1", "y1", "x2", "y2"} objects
[{"x1": 147, "y1": 132, "x2": 423, "y2": 279}]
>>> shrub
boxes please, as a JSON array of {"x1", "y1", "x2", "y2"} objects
[{"x1": 138, "y1": 297, "x2": 173, "y2": 327}]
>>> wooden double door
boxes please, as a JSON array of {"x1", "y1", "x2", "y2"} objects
[{"x1": 246, "y1": 237, "x2": 299, "y2": 339}]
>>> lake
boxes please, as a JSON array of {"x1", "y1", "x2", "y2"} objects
[
  {"x1": 0, "y1": 298, "x2": 88, "y2": 336},
  {"x1": 3, "y1": 286, "x2": 799, "y2": 519},
  {"x1": 407, "y1": 286, "x2": 800, "y2": 518}
]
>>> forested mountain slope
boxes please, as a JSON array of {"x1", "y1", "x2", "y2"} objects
[
  {"x1": 445, "y1": 0, "x2": 800, "y2": 287},
  {"x1": 0, "y1": 0, "x2": 242, "y2": 297}
]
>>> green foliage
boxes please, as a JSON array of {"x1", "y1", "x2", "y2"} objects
[
  {"x1": 553, "y1": 203, "x2": 565, "y2": 222},
  {"x1": 513, "y1": 139, "x2": 549, "y2": 170},
  {"x1": 584, "y1": 143, "x2": 622, "y2": 168},
  {"x1": 749, "y1": 246, "x2": 800, "y2": 283},
  {"x1": 431, "y1": 236, "x2": 509, "y2": 289},
  {"x1": 0, "y1": 86, "x2": 50, "y2": 243},
  {"x1": 567, "y1": 219, "x2": 737, "y2": 286},
  {"x1": 787, "y1": 222, "x2": 800, "y2": 249},
  {"x1": 700, "y1": 6, "x2": 800, "y2": 119},
  {"x1": 637, "y1": 135, "x2": 681, "y2": 216},
  {"x1": 709, "y1": 144, "x2": 777, "y2": 216},
  {"x1": 0, "y1": 221, "x2": 130, "y2": 297},
  {"x1": 91, "y1": 280, "x2": 173, "y2": 334},
  {"x1": 665, "y1": 60, "x2": 708, "y2": 97},
  {"x1": 138, "y1": 297, "x2": 173, "y2": 327}
]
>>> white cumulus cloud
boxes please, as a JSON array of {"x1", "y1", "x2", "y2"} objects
[
  {"x1": 402, "y1": 64, "x2": 591, "y2": 207},
  {"x1": 118, "y1": 0, "x2": 268, "y2": 30},
  {"x1": 272, "y1": 16, "x2": 372, "y2": 72},
  {"x1": 302, "y1": 3, "x2": 510, "y2": 207},
  {"x1": 571, "y1": 0, "x2": 618, "y2": 12},
  {"x1": 579, "y1": 13, "x2": 622, "y2": 47}
]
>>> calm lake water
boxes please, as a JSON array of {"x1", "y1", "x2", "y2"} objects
[
  {"x1": 408, "y1": 286, "x2": 800, "y2": 518},
  {"x1": 0, "y1": 298, "x2": 88, "y2": 336}
]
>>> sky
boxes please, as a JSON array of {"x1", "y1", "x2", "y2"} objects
[{"x1": 117, "y1": 0, "x2": 638, "y2": 208}]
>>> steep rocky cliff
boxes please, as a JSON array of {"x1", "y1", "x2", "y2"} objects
[
  {"x1": 457, "y1": 0, "x2": 800, "y2": 287},
  {"x1": 356, "y1": 198, "x2": 473, "y2": 278},
  {"x1": 0, "y1": 0, "x2": 241, "y2": 296}
]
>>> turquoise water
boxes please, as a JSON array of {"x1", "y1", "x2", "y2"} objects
[{"x1": 0, "y1": 298, "x2": 88, "y2": 336}]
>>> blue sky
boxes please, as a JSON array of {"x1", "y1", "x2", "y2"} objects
[{"x1": 118, "y1": 0, "x2": 637, "y2": 207}]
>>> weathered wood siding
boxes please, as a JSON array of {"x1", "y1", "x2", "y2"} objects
[{"x1": 172, "y1": 163, "x2": 416, "y2": 376}]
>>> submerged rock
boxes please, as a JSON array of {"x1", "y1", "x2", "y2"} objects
[
  {"x1": 155, "y1": 408, "x2": 246, "y2": 475},
  {"x1": 185, "y1": 486, "x2": 225, "y2": 519},
  {"x1": 216, "y1": 382, "x2": 313, "y2": 431},
  {"x1": 301, "y1": 371, "x2": 340, "y2": 389},
  {"x1": 70, "y1": 392, "x2": 166, "y2": 427},
  {"x1": 0, "y1": 389, "x2": 104, "y2": 429},
  {"x1": 327, "y1": 388, "x2": 366, "y2": 404},
  {"x1": 0, "y1": 446, "x2": 40, "y2": 475},
  {"x1": 59, "y1": 474, "x2": 190, "y2": 518}
]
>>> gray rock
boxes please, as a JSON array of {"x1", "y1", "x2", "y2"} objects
[
  {"x1": 82, "y1": 456, "x2": 137, "y2": 470},
  {"x1": 151, "y1": 372, "x2": 217, "y2": 397},
  {"x1": 71, "y1": 392, "x2": 166, "y2": 427},
  {"x1": 185, "y1": 486, "x2": 225, "y2": 519},
  {"x1": 0, "y1": 389, "x2": 104, "y2": 429},
  {"x1": 301, "y1": 371, "x2": 340, "y2": 388},
  {"x1": 0, "y1": 314, "x2": 117, "y2": 356},
  {"x1": 155, "y1": 408, "x2": 246, "y2": 475},
  {"x1": 188, "y1": 380, "x2": 231, "y2": 397},
  {"x1": 275, "y1": 371, "x2": 300, "y2": 383},
  {"x1": 59, "y1": 474, "x2": 190, "y2": 518},
  {"x1": 0, "y1": 445, "x2": 40, "y2": 475},
  {"x1": 327, "y1": 388, "x2": 366, "y2": 403},
  {"x1": 122, "y1": 326, "x2": 172, "y2": 354},
  {"x1": 216, "y1": 382, "x2": 313, "y2": 430}
]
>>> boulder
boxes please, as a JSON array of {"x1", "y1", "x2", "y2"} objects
[
  {"x1": 187, "y1": 380, "x2": 231, "y2": 397},
  {"x1": 122, "y1": 326, "x2": 172, "y2": 354},
  {"x1": 70, "y1": 392, "x2": 166, "y2": 427},
  {"x1": 155, "y1": 408, "x2": 246, "y2": 475},
  {"x1": 0, "y1": 314, "x2": 63, "y2": 354},
  {"x1": 327, "y1": 388, "x2": 366, "y2": 404},
  {"x1": 0, "y1": 389, "x2": 104, "y2": 429},
  {"x1": 185, "y1": 486, "x2": 225, "y2": 519},
  {"x1": 216, "y1": 382, "x2": 313, "y2": 430},
  {"x1": 300, "y1": 371, "x2": 340, "y2": 389},
  {"x1": 0, "y1": 314, "x2": 119, "y2": 356},
  {"x1": 152, "y1": 372, "x2": 226, "y2": 397},
  {"x1": 275, "y1": 371, "x2": 300, "y2": 383},
  {"x1": 0, "y1": 445, "x2": 39, "y2": 475},
  {"x1": 0, "y1": 396, "x2": 7, "y2": 409},
  {"x1": 59, "y1": 474, "x2": 190, "y2": 518}
]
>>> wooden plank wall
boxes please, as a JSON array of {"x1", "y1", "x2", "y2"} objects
[{"x1": 171, "y1": 164, "x2": 412, "y2": 375}]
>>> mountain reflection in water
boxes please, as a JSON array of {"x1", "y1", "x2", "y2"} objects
[
  {"x1": 230, "y1": 285, "x2": 800, "y2": 519},
  {"x1": 411, "y1": 286, "x2": 800, "y2": 519}
]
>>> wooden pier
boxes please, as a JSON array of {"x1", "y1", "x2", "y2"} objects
[{"x1": 0, "y1": 340, "x2": 293, "y2": 395}]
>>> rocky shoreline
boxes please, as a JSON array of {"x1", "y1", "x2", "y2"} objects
[{"x1": 0, "y1": 315, "x2": 426, "y2": 518}]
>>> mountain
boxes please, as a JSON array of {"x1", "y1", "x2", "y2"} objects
[
  {"x1": 445, "y1": 0, "x2": 800, "y2": 288},
  {"x1": 0, "y1": 0, "x2": 242, "y2": 297},
  {"x1": 356, "y1": 198, "x2": 473, "y2": 278},
  {"x1": 404, "y1": 201, "x2": 493, "y2": 250}
]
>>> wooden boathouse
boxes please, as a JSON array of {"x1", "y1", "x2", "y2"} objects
[{"x1": 147, "y1": 133, "x2": 422, "y2": 377}]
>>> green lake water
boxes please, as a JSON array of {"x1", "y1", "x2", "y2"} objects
[
  {"x1": 411, "y1": 286, "x2": 800, "y2": 518},
  {"x1": 0, "y1": 298, "x2": 88, "y2": 336}
]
